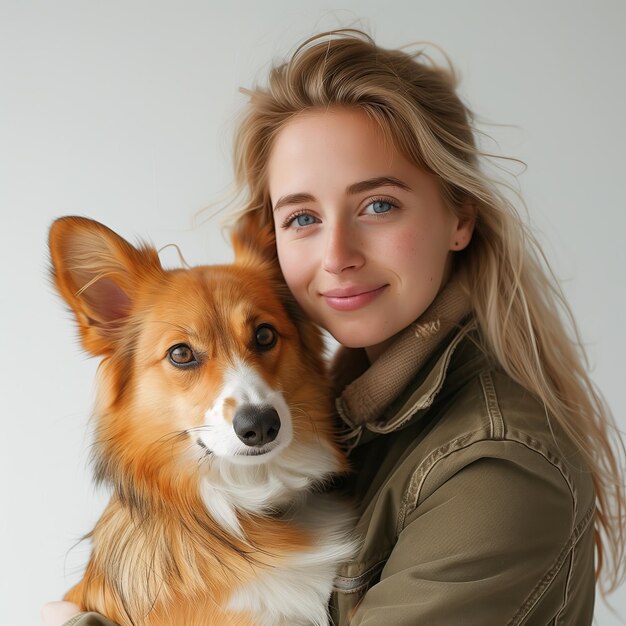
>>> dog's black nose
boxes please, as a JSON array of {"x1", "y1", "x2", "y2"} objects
[{"x1": 233, "y1": 404, "x2": 281, "y2": 447}]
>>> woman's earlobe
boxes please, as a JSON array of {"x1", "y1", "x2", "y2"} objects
[
  {"x1": 452, "y1": 201, "x2": 477, "y2": 250},
  {"x1": 452, "y1": 237, "x2": 469, "y2": 251}
]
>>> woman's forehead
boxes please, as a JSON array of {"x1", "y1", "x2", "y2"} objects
[{"x1": 267, "y1": 108, "x2": 414, "y2": 201}]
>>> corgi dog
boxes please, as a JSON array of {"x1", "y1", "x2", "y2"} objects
[{"x1": 49, "y1": 216, "x2": 356, "y2": 626}]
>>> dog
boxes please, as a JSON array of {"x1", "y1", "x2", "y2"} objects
[{"x1": 49, "y1": 216, "x2": 356, "y2": 626}]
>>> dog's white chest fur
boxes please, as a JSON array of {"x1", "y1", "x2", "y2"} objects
[{"x1": 226, "y1": 495, "x2": 357, "y2": 626}]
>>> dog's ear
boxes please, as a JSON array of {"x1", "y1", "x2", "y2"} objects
[
  {"x1": 230, "y1": 211, "x2": 279, "y2": 271},
  {"x1": 49, "y1": 216, "x2": 162, "y2": 356}
]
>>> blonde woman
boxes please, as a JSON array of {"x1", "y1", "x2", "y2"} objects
[{"x1": 44, "y1": 29, "x2": 625, "y2": 625}]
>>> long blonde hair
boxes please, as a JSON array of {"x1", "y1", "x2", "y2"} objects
[{"x1": 230, "y1": 28, "x2": 625, "y2": 593}]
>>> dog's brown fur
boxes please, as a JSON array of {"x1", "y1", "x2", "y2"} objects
[{"x1": 50, "y1": 216, "x2": 349, "y2": 626}]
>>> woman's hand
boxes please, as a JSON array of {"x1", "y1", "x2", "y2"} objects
[{"x1": 41, "y1": 601, "x2": 81, "y2": 626}]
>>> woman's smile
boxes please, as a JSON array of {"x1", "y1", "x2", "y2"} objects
[{"x1": 320, "y1": 284, "x2": 389, "y2": 311}]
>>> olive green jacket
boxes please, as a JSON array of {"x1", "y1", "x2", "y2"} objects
[
  {"x1": 328, "y1": 286, "x2": 595, "y2": 625},
  {"x1": 58, "y1": 286, "x2": 595, "y2": 626}
]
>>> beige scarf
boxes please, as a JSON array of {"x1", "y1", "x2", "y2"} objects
[{"x1": 333, "y1": 281, "x2": 471, "y2": 428}]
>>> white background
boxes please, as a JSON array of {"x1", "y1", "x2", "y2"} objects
[{"x1": 1, "y1": 1, "x2": 625, "y2": 624}]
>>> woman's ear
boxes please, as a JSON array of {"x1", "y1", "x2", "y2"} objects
[
  {"x1": 49, "y1": 216, "x2": 162, "y2": 356},
  {"x1": 451, "y1": 199, "x2": 477, "y2": 251}
]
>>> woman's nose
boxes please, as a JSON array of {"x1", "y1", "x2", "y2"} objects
[{"x1": 321, "y1": 221, "x2": 365, "y2": 274}]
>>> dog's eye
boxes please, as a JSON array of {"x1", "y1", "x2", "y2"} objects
[
  {"x1": 168, "y1": 344, "x2": 198, "y2": 367},
  {"x1": 254, "y1": 324, "x2": 278, "y2": 351}
]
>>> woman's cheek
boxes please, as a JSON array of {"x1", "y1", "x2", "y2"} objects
[{"x1": 277, "y1": 244, "x2": 309, "y2": 301}]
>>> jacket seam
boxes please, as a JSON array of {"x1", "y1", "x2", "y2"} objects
[
  {"x1": 554, "y1": 549, "x2": 575, "y2": 625},
  {"x1": 334, "y1": 558, "x2": 388, "y2": 594},
  {"x1": 484, "y1": 370, "x2": 579, "y2": 522},
  {"x1": 396, "y1": 427, "x2": 489, "y2": 535},
  {"x1": 396, "y1": 428, "x2": 578, "y2": 552},
  {"x1": 397, "y1": 365, "x2": 495, "y2": 533},
  {"x1": 507, "y1": 502, "x2": 595, "y2": 625},
  {"x1": 504, "y1": 428, "x2": 578, "y2": 522},
  {"x1": 398, "y1": 432, "x2": 580, "y2": 545},
  {"x1": 479, "y1": 370, "x2": 505, "y2": 439}
]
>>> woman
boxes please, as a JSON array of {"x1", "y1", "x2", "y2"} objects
[{"x1": 43, "y1": 29, "x2": 625, "y2": 625}]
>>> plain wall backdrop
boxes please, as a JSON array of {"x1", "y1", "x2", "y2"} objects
[{"x1": 1, "y1": 1, "x2": 625, "y2": 624}]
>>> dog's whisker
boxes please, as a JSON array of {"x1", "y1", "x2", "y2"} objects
[
  {"x1": 289, "y1": 405, "x2": 324, "y2": 440},
  {"x1": 185, "y1": 424, "x2": 216, "y2": 434}
]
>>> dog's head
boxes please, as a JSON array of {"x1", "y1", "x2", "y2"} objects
[{"x1": 49, "y1": 216, "x2": 344, "y2": 527}]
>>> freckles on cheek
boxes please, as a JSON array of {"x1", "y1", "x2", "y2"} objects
[
  {"x1": 382, "y1": 228, "x2": 447, "y2": 288},
  {"x1": 383, "y1": 229, "x2": 423, "y2": 261}
]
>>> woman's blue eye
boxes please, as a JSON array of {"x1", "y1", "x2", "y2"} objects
[
  {"x1": 370, "y1": 200, "x2": 393, "y2": 214},
  {"x1": 280, "y1": 211, "x2": 319, "y2": 230},
  {"x1": 294, "y1": 213, "x2": 316, "y2": 226}
]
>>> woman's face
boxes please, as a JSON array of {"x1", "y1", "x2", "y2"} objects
[{"x1": 269, "y1": 108, "x2": 474, "y2": 361}]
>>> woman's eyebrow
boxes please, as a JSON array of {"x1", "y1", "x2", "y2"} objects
[
  {"x1": 272, "y1": 176, "x2": 412, "y2": 212},
  {"x1": 346, "y1": 176, "x2": 412, "y2": 195},
  {"x1": 273, "y1": 192, "x2": 315, "y2": 212}
]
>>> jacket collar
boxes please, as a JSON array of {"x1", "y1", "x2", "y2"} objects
[{"x1": 332, "y1": 282, "x2": 473, "y2": 449}]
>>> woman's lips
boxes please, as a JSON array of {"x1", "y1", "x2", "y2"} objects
[{"x1": 320, "y1": 285, "x2": 388, "y2": 311}]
